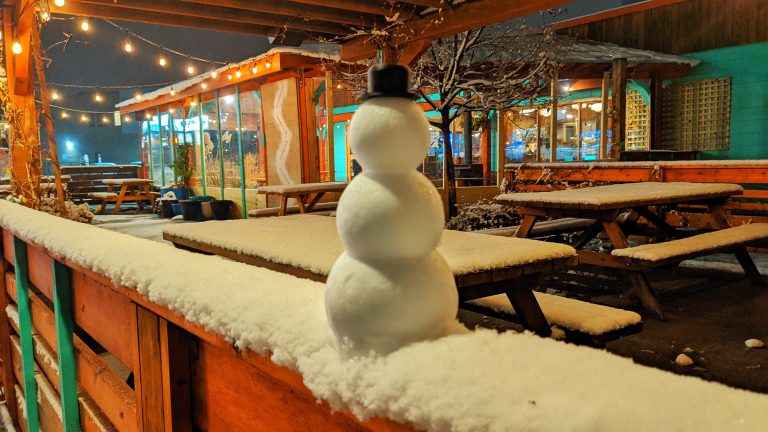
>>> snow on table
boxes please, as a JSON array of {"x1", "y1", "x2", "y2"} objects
[
  {"x1": 496, "y1": 182, "x2": 743, "y2": 210},
  {"x1": 612, "y1": 223, "x2": 768, "y2": 262},
  {"x1": 256, "y1": 182, "x2": 347, "y2": 195},
  {"x1": 1, "y1": 200, "x2": 767, "y2": 431},
  {"x1": 162, "y1": 214, "x2": 577, "y2": 276}
]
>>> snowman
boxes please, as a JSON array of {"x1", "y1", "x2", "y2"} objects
[{"x1": 325, "y1": 64, "x2": 458, "y2": 356}]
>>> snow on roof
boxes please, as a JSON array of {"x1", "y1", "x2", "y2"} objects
[
  {"x1": 162, "y1": 215, "x2": 577, "y2": 276},
  {"x1": 115, "y1": 44, "x2": 340, "y2": 109},
  {"x1": 562, "y1": 37, "x2": 699, "y2": 66},
  {"x1": 1, "y1": 200, "x2": 767, "y2": 431}
]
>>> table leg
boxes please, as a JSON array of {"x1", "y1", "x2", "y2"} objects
[
  {"x1": 515, "y1": 215, "x2": 538, "y2": 238},
  {"x1": 633, "y1": 207, "x2": 679, "y2": 239},
  {"x1": 296, "y1": 194, "x2": 308, "y2": 214},
  {"x1": 570, "y1": 221, "x2": 603, "y2": 249},
  {"x1": 305, "y1": 192, "x2": 325, "y2": 212},
  {"x1": 278, "y1": 196, "x2": 288, "y2": 216},
  {"x1": 601, "y1": 221, "x2": 629, "y2": 249},
  {"x1": 112, "y1": 185, "x2": 128, "y2": 215},
  {"x1": 626, "y1": 271, "x2": 665, "y2": 320},
  {"x1": 709, "y1": 203, "x2": 765, "y2": 287},
  {"x1": 505, "y1": 286, "x2": 551, "y2": 337}
]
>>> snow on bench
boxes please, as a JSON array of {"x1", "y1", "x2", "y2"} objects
[
  {"x1": 87, "y1": 192, "x2": 119, "y2": 199},
  {"x1": 257, "y1": 182, "x2": 346, "y2": 195},
  {"x1": 612, "y1": 223, "x2": 768, "y2": 264},
  {"x1": 468, "y1": 292, "x2": 641, "y2": 336},
  {"x1": 1, "y1": 200, "x2": 767, "y2": 432},
  {"x1": 248, "y1": 201, "x2": 337, "y2": 218},
  {"x1": 479, "y1": 218, "x2": 595, "y2": 237}
]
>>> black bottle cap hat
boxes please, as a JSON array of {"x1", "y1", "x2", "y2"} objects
[{"x1": 361, "y1": 64, "x2": 418, "y2": 101}]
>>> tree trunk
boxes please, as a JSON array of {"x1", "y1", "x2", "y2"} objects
[
  {"x1": 441, "y1": 119, "x2": 458, "y2": 218},
  {"x1": 462, "y1": 111, "x2": 473, "y2": 165}
]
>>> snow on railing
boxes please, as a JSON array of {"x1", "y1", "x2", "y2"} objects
[{"x1": 0, "y1": 200, "x2": 767, "y2": 431}]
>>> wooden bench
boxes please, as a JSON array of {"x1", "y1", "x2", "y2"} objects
[
  {"x1": 612, "y1": 223, "x2": 768, "y2": 287},
  {"x1": 479, "y1": 218, "x2": 595, "y2": 238},
  {"x1": 248, "y1": 201, "x2": 338, "y2": 218},
  {"x1": 62, "y1": 165, "x2": 143, "y2": 203}
]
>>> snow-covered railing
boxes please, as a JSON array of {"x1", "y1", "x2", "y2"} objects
[
  {"x1": 504, "y1": 161, "x2": 768, "y2": 228},
  {"x1": 0, "y1": 200, "x2": 767, "y2": 431}
]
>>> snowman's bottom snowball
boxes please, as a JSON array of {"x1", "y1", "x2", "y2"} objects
[{"x1": 325, "y1": 251, "x2": 458, "y2": 356}]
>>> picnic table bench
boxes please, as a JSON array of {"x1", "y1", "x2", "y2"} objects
[
  {"x1": 162, "y1": 215, "x2": 642, "y2": 337},
  {"x1": 497, "y1": 182, "x2": 767, "y2": 319},
  {"x1": 89, "y1": 178, "x2": 155, "y2": 214},
  {"x1": 256, "y1": 182, "x2": 346, "y2": 216}
]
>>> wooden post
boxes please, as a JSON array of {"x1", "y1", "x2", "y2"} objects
[
  {"x1": 496, "y1": 110, "x2": 506, "y2": 187},
  {"x1": 302, "y1": 75, "x2": 320, "y2": 182},
  {"x1": 576, "y1": 103, "x2": 583, "y2": 160},
  {"x1": 159, "y1": 320, "x2": 193, "y2": 432},
  {"x1": 462, "y1": 111, "x2": 473, "y2": 165},
  {"x1": 611, "y1": 58, "x2": 627, "y2": 159},
  {"x1": 549, "y1": 75, "x2": 558, "y2": 162},
  {"x1": 12, "y1": 237, "x2": 40, "y2": 432},
  {"x1": 650, "y1": 73, "x2": 663, "y2": 150},
  {"x1": 481, "y1": 112, "x2": 491, "y2": 185},
  {"x1": 599, "y1": 71, "x2": 610, "y2": 160},
  {"x1": 325, "y1": 72, "x2": 335, "y2": 182},
  {"x1": 535, "y1": 111, "x2": 542, "y2": 162},
  {"x1": 0, "y1": 232, "x2": 18, "y2": 426},
  {"x1": 52, "y1": 260, "x2": 80, "y2": 430},
  {"x1": 134, "y1": 306, "x2": 166, "y2": 431}
]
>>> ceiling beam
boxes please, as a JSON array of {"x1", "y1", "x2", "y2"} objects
[
  {"x1": 72, "y1": 0, "x2": 349, "y2": 35},
  {"x1": 180, "y1": 0, "x2": 382, "y2": 27},
  {"x1": 398, "y1": 0, "x2": 445, "y2": 8},
  {"x1": 287, "y1": 0, "x2": 390, "y2": 16},
  {"x1": 50, "y1": 2, "x2": 337, "y2": 39},
  {"x1": 341, "y1": 0, "x2": 573, "y2": 61}
]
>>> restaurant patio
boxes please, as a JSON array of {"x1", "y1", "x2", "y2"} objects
[{"x1": 0, "y1": 1, "x2": 767, "y2": 431}]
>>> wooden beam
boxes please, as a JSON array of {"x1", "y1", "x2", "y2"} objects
[
  {"x1": 535, "y1": 110, "x2": 542, "y2": 162},
  {"x1": 496, "y1": 110, "x2": 506, "y2": 187},
  {"x1": 72, "y1": 0, "x2": 348, "y2": 35},
  {"x1": 610, "y1": 58, "x2": 627, "y2": 159},
  {"x1": 325, "y1": 72, "x2": 335, "y2": 182},
  {"x1": 288, "y1": 0, "x2": 389, "y2": 15},
  {"x1": 396, "y1": 38, "x2": 431, "y2": 66},
  {"x1": 599, "y1": 71, "x2": 610, "y2": 160},
  {"x1": 650, "y1": 74, "x2": 663, "y2": 150},
  {"x1": 549, "y1": 76, "x2": 558, "y2": 162},
  {"x1": 576, "y1": 103, "x2": 582, "y2": 160},
  {"x1": 340, "y1": 0, "x2": 572, "y2": 60},
  {"x1": 51, "y1": 2, "x2": 328, "y2": 38},
  {"x1": 399, "y1": 0, "x2": 444, "y2": 8},
  {"x1": 181, "y1": 0, "x2": 382, "y2": 26}
]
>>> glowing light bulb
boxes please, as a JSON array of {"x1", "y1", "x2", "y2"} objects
[
  {"x1": 170, "y1": 88, "x2": 176, "y2": 96},
  {"x1": 336, "y1": 84, "x2": 342, "y2": 89},
  {"x1": 40, "y1": 12, "x2": 50, "y2": 22},
  {"x1": 211, "y1": 70, "x2": 218, "y2": 78},
  {"x1": 252, "y1": 65, "x2": 258, "y2": 74},
  {"x1": 123, "y1": 115, "x2": 131, "y2": 122},
  {"x1": 145, "y1": 112, "x2": 151, "y2": 120},
  {"x1": 94, "y1": 93, "x2": 103, "y2": 102},
  {"x1": 190, "y1": 101, "x2": 197, "y2": 107},
  {"x1": 135, "y1": 93, "x2": 142, "y2": 100},
  {"x1": 51, "y1": 91, "x2": 60, "y2": 101},
  {"x1": 61, "y1": 111, "x2": 69, "y2": 119},
  {"x1": 201, "y1": 83, "x2": 207, "y2": 90},
  {"x1": 80, "y1": 114, "x2": 88, "y2": 123},
  {"x1": 54, "y1": 0, "x2": 65, "y2": 6},
  {"x1": 102, "y1": 116, "x2": 109, "y2": 124},
  {"x1": 123, "y1": 39, "x2": 133, "y2": 53},
  {"x1": 11, "y1": 41, "x2": 22, "y2": 55},
  {"x1": 80, "y1": 20, "x2": 90, "y2": 31},
  {"x1": 265, "y1": 61, "x2": 271, "y2": 69},
  {"x1": 235, "y1": 70, "x2": 241, "y2": 78},
  {"x1": 227, "y1": 73, "x2": 233, "y2": 80},
  {"x1": 158, "y1": 56, "x2": 167, "y2": 67},
  {"x1": 186, "y1": 64, "x2": 195, "y2": 75}
]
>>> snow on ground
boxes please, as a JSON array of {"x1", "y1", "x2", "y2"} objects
[
  {"x1": 613, "y1": 224, "x2": 768, "y2": 261},
  {"x1": 1, "y1": 201, "x2": 768, "y2": 431},
  {"x1": 162, "y1": 215, "x2": 577, "y2": 276},
  {"x1": 496, "y1": 182, "x2": 743, "y2": 208},
  {"x1": 92, "y1": 214, "x2": 186, "y2": 243}
]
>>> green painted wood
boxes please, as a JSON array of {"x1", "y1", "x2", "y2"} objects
[
  {"x1": 12, "y1": 237, "x2": 40, "y2": 432},
  {"x1": 197, "y1": 94, "x2": 207, "y2": 196},
  {"x1": 236, "y1": 85, "x2": 247, "y2": 218},
  {"x1": 52, "y1": 260, "x2": 81, "y2": 431},
  {"x1": 215, "y1": 90, "x2": 225, "y2": 199}
]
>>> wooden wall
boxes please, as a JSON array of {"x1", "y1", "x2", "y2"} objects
[{"x1": 560, "y1": 0, "x2": 768, "y2": 55}]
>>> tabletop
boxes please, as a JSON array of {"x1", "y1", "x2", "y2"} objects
[
  {"x1": 496, "y1": 182, "x2": 743, "y2": 210},
  {"x1": 257, "y1": 182, "x2": 347, "y2": 195},
  {"x1": 102, "y1": 178, "x2": 153, "y2": 186},
  {"x1": 162, "y1": 215, "x2": 577, "y2": 278}
]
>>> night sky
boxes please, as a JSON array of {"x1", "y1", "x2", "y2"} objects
[{"x1": 41, "y1": 0, "x2": 638, "y2": 165}]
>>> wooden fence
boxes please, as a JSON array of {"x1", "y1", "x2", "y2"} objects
[
  {"x1": 504, "y1": 162, "x2": 768, "y2": 228},
  {"x1": 62, "y1": 166, "x2": 143, "y2": 203},
  {"x1": 0, "y1": 227, "x2": 407, "y2": 431}
]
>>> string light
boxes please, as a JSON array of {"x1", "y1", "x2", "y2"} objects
[
  {"x1": 101, "y1": 116, "x2": 110, "y2": 124},
  {"x1": 145, "y1": 112, "x2": 151, "y2": 120},
  {"x1": 158, "y1": 55, "x2": 167, "y2": 67},
  {"x1": 80, "y1": 114, "x2": 89, "y2": 123},
  {"x1": 252, "y1": 65, "x2": 258, "y2": 74},
  {"x1": 186, "y1": 63, "x2": 195, "y2": 75},
  {"x1": 80, "y1": 20, "x2": 90, "y2": 32},
  {"x1": 190, "y1": 101, "x2": 197, "y2": 107},
  {"x1": 51, "y1": 91, "x2": 60, "y2": 101},
  {"x1": 40, "y1": 12, "x2": 50, "y2": 22},
  {"x1": 123, "y1": 115, "x2": 131, "y2": 123},
  {"x1": 123, "y1": 34, "x2": 134, "y2": 53},
  {"x1": 94, "y1": 93, "x2": 103, "y2": 103},
  {"x1": 135, "y1": 92, "x2": 142, "y2": 100},
  {"x1": 11, "y1": 40, "x2": 22, "y2": 55},
  {"x1": 61, "y1": 111, "x2": 69, "y2": 119},
  {"x1": 235, "y1": 70, "x2": 241, "y2": 78},
  {"x1": 210, "y1": 70, "x2": 218, "y2": 79},
  {"x1": 170, "y1": 88, "x2": 176, "y2": 96},
  {"x1": 265, "y1": 61, "x2": 271, "y2": 69},
  {"x1": 227, "y1": 73, "x2": 233, "y2": 80},
  {"x1": 201, "y1": 82, "x2": 207, "y2": 90},
  {"x1": 54, "y1": 0, "x2": 65, "y2": 6}
]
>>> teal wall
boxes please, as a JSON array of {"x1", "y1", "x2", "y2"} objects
[
  {"x1": 674, "y1": 42, "x2": 768, "y2": 160},
  {"x1": 333, "y1": 122, "x2": 347, "y2": 181}
]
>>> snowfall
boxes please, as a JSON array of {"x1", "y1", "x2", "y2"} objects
[{"x1": 1, "y1": 200, "x2": 767, "y2": 431}]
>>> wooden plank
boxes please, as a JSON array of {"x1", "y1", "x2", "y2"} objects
[
  {"x1": 600, "y1": 71, "x2": 610, "y2": 159},
  {"x1": 26, "y1": 244, "x2": 53, "y2": 301},
  {"x1": 52, "y1": 260, "x2": 81, "y2": 430},
  {"x1": 0, "y1": 232, "x2": 18, "y2": 424},
  {"x1": 159, "y1": 320, "x2": 192, "y2": 432},
  {"x1": 549, "y1": 76, "x2": 558, "y2": 162},
  {"x1": 12, "y1": 237, "x2": 41, "y2": 432},
  {"x1": 133, "y1": 306, "x2": 165, "y2": 431}
]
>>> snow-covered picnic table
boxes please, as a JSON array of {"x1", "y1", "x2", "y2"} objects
[
  {"x1": 257, "y1": 182, "x2": 347, "y2": 216},
  {"x1": 163, "y1": 215, "x2": 579, "y2": 336},
  {"x1": 496, "y1": 182, "x2": 763, "y2": 319}
]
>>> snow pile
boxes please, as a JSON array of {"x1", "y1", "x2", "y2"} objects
[
  {"x1": 257, "y1": 182, "x2": 346, "y2": 194},
  {"x1": 612, "y1": 224, "x2": 768, "y2": 262},
  {"x1": 162, "y1": 215, "x2": 577, "y2": 276},
  {"x1": 497, "y1": 182, "x2": 743, "y2": 209},
  {"x1": 469, "y1": 292, "x2": 641, "y2": 335},
  {"x1": 1, "y1": 201, "x2": 768, "y2": 431}
]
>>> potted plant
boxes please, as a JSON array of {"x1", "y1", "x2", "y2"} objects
[{"x1": 168, "y1": 143, "x2": 193, "y2": 200}]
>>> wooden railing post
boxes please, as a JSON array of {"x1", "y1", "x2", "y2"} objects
[
  {"x1": 12, "y1": 237, "x2": 40, "y2": 432},
  {"x1": 52, "y1": 259, "x2": 81, "y2": 431},
  {"x1": 133, "y1": 305, "x2": 165, "y2": 430},
  {"x1": 0, "y1": 230, "x2": 18, "y2": 426}
]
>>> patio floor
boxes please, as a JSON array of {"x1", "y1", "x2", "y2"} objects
[{"x1": 93, "y1": 214, "x2": 768, "y2": 394}]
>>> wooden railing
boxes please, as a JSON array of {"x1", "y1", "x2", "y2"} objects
[
  {"x1": 0, "y1": 227, "x2": 407, "y2": 431},
  {"x1": 61, "y1": 166, "x2": 143, "y2": 203},
  {"x1": 504, "y1": 162, "x2": 768, "y2": 228}
]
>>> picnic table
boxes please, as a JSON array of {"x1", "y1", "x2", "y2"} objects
[
  {"x1": 163, "y1": 215, "x2": 582, "y2": 337},
  {"x1": 256, "y1": 182, "x2": 346, "y2": 216},
  {"x1": 497, "y1": 182, "x2": 768, "y2": 318},
  {"x1": 90, "y1": 178, "x2": 154, "y2": 214}
]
